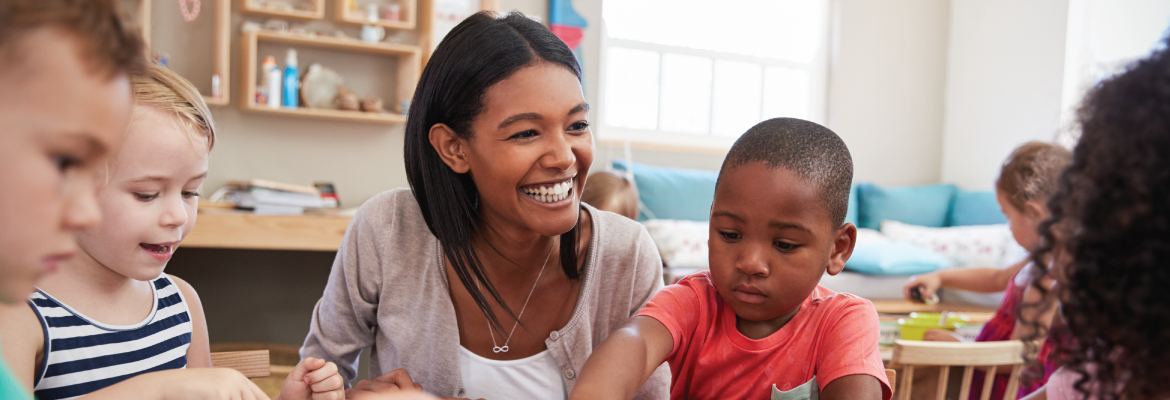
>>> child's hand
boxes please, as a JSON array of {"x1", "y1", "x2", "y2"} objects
[
  {"x1": 276, "y1": 357, "x2": 344, "y2": 400},
  {"x1": 153, "y1": 368, "x2": 270, "y2": 400},
  {"x1": 902, "y1": 272, "x2": 942, "y2": 302}
]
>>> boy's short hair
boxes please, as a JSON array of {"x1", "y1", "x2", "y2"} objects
[
  {"x1": 0, "y1": 0, "x2": 144, "y2": 78},
  {"x1": 718, "y1": 117, "x2": 854, "y2": 227},
  {"x1": 131, "y1": 64, "x2": 216, "y2": 150}
]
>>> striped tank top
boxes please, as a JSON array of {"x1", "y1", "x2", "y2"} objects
[{"x1": 28, "y1": 275, "x2": 193, "y2": 400}]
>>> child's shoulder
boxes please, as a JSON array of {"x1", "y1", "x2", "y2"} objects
[{"x1": 804, "y1": 285, "x2": 878, "y2": 325}]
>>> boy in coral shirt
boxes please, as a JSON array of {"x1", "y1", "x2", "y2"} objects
[{"x1": 571, "y1": 118, "x2": 891, "y2": 400}]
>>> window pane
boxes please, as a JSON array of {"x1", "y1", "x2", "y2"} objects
[
  {"x1": 604, "y1": 47, "x2": 660, "y2": 130},
  {"x1": 603, "y1": 0, "x2": 824, "y2": 63},
  {"x1": 659, "y1": 53, "x2": 712, "y2": 134},
  {"x1": 711, "y1": 60, "x2": 762, "y2": 137},
  {"x1": 762, "y1": 67, "x2": 811, "y2": 120}
]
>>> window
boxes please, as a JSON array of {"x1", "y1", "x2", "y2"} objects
[{"x1": 598, "y1": 0, "x2": 830, "y2": 148}]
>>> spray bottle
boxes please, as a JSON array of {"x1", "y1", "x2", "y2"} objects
[
  {"x1": 282, "y1": 49, "x2": 299, "y2": 109},
  {"x1": 263, "y1": 56, "x2": 281, "y2": 108}
]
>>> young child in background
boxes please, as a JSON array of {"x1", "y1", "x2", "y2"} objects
[
  {"x1": 0, "y1": 63, "x2": 344, "y2": 400},
  {"x1": 1020, "y1": 35, "x2": 1170, "y2": 400},
  {"x1": 901, "y1": 141, "x2": 1070, "y2": 399},
  {"x1": 0, "y1": 1, "x2": 142, "y2": 398},
  {"x1": 571, "y1": 118, "x2": 890, "y2": 400},
  {"x1": 581, "y1": 170, "x2": 639, "y2": 220}
]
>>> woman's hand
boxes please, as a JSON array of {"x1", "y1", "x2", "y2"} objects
[
  {"x1": 902, "y1": 272, "x2": 942, "y2": 302},
  {"x1": 345, "y1": 369, "x2": 423, "y2": 400}
]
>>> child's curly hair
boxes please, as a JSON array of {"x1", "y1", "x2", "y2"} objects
[{"x1": 1022, "y1": 36, "x2": 1170, "y2": 399}]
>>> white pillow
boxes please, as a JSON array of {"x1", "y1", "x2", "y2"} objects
[
  {"x1": 641, "y1": 219, "x2": 709, "y2": 269},
  {"x1": 879, "y1": 220, "x2": 1013, "y2": 268}
]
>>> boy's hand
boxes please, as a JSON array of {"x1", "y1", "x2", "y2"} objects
[
  {"x1": 276, "y1": 357, "x2": 344, "y2": 400},
  {"x1": 902, "y1": 272, "x2": 942, "y2": 302}
]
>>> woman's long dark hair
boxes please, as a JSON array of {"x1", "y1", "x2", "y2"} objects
[
  {"x1": 1021, "y1": 36, "x2": 1170, "y2": 399},
  {"x1": 403, "y1": 11, "x2": 584, "y2": 332}
]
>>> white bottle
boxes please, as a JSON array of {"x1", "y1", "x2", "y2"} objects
[{"x1": 263, "y1": 56, "x2": 281, "y2": 108}]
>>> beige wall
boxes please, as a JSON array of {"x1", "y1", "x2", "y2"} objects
[
  {"x1": 827, "y1": 0, "x2": 951, "y2": 186},
  {"x1": 940, "y1": 0, "x2": 1070, "y2": 190}
]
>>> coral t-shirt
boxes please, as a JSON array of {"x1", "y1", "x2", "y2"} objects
[{"x1": 638, "y1": 271, "x2": 892, "y2": 400}]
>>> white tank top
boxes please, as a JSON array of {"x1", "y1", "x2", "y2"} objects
[{"x1": 458, "y1": 346, "x2": 566, "y2": 400}]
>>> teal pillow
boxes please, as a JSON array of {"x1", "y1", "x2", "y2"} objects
[
  {"x1": 845, "y1": 242, "x2": 951, "y2": 275},
  {"x1": 845, "y1": 183, "x2": 859, "y2": 226},
  {"x1": 856, "y1": 183, "x2": 956, "y2": 229},
  {"x1": 612, "y1": 160, "x2": 717, "y2": 221},
  {"x1": 949, "y1": 189, "x2": 1007, "y2": 226}
]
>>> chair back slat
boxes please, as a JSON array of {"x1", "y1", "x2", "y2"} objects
[
  {"x1": 886, "y1": 369, "x2": 897, "y2": 394},
  {"x1": 979, "y1": 365, "x2": 998, "y2": 400},
  {"x1": 1003, "y1": 364, "x2": 1025, "y2": 400},
  {"x1": 935, "y1": 366, "x2": 951, "y2": 400},
  {"x1": 210, "y1": 350, "x2": 270, "y2": 378},
  {"x1": 958, "y1": 366, "x2": 975, "y2": 400},
  {"x1": 899, "y1": 365, "x2": 915, "y2": 400}
]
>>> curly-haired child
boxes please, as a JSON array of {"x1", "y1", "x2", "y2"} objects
[{"x1": 1020, "y1": 34, "x2": 1170, "y2": 400}]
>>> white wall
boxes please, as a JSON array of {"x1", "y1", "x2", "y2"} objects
[
  {"x1": 940, "y1": 0, "x2": 1070, "y2": 190},
  {"x1": 827, "y1": 0, "x2": 951, "y2": 186}
]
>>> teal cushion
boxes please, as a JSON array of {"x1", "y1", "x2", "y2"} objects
[
  {"x1": 612, "y1": 160, "x2": 717, "y2": 221},
  {"x1": 949, "y1": 189, "x2": 1007, "y2": 226},
  {"x1": 845, "y1": 242, "x2": 951, "y2": 275},
  {"x1": 845, "y1": 183, "x2": 859, "y2": 226},
  {"x1": 856, "y1": 183, "x2": 956, "y2": 229}
]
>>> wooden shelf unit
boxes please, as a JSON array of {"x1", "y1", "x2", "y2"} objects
[
  {"x1": 241, "y1": 0, "x2": 326, "y2": 21},
  {"x1": 185, "y1": 210, "x2": 352, "y2": 251},
  {"x1": 238, "y1": 30, "x2": 420, "y2": 124},
  {"x1": 125, "y1": 0, "x2": 232, "y2": 106},
  {"x1": 334, "y1": 0, "x2": 417, "y2": 30}
]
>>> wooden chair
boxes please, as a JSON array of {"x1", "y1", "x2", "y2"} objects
[
  {"x1": 890, "y1": 340, "x2": 1026, "y2": 400},
  {"x1": 210, "y1": 350, "x2": 271, "y2": 378},
  {"x1": 887, "y1": 368, "x2": 897, "y2": 393}
]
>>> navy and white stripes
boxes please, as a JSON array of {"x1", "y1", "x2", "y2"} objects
[{"x1": 29, "y1": 275, "x2": 192, "y2": 400}]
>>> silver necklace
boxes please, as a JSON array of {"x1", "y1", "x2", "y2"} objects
[{"x1": 480, "y1": 243, "x2": 554, "y2": 353}]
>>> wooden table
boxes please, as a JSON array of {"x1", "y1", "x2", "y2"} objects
[
  {"x1": 184, "y1": 209, "x2": 352, "y2": 251},
  {"x1": 871, "y1": 300, "x2": 997, "y2": 315}
]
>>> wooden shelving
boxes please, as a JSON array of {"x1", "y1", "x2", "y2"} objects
[
  {"x1": 124, "y1": 0, "x2": 232, "y2": 106},
  {"x1": 185, "y1": 210, "x2": 352, "y2": 251},
  {"x1": 241, "y1": 0, "x2": 326, "y2": 21},
  {"x1": 238, "y1": 30, "x2": 420, "y2": 124},
  {"x1": 334, "y1": 0, "x2": 417, "y2": 30}
]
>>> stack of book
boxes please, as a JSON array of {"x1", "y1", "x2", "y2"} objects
[{"x1": 225, "y1": 179, "x2": 325, "y2": 215}]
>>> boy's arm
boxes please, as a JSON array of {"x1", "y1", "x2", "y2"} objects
[
  {"x1": 821, "y1": 374, "x2": 883, "y2": 400},
  {"x1": 903, "y1": 260, "x2": 1028, "y2": 300},
  {"x1": 170, "y1": 275, "x2": 211, "y2": 368},
  {"x1": 570, "y1": 316, "x2": 674, "y2": 400}
]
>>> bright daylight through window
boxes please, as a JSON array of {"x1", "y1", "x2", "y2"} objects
[{"x1": 599, "y1": 0, "x2": 829, "y2": 148}]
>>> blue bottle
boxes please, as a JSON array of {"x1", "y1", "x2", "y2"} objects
[{"x1": 282, "y1": 49, "x2": 299, "y2": 108}]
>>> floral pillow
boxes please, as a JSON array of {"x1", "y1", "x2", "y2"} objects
[
  {"x1": 880, "y1": 220, "x2": 1013, "y2": 267},
  {"x1": 641, "y1": 219, "x2": 709, "y2": 269}
]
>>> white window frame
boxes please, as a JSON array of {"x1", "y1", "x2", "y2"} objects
[{"x1": 595, "y1": 0, "x2": 831, "y2": 150}]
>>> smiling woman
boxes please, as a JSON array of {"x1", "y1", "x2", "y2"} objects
[{"x1": 301, "y1": 11, "x2": 670, "y2": 400}]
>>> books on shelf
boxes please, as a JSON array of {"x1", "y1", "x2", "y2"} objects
[{"x1": 213, "y1": 179, "x2": 330, "y2": 215}]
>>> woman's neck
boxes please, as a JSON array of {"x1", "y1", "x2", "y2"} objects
[{"x1": 472, "y1": 220, "x2": 557, "y2": 281}]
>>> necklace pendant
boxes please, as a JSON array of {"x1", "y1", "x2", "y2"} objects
[
  {"x1": 499, "y1": 345, "x2": 509, "y2": 352},
  {"x1": 493, "y1": 346, "x2": 503, "y2": 353}
]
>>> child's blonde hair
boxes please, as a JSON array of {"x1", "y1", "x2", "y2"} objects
[
  {"x1": 582, "y1": 170, "x2": 639, "y2": 220},
  {"x1": 130, "y1": 63, "x2": 215, "y2": 149},
  {"x1": 996, "y1": 141, "x2": 1072, "y2": 211}
]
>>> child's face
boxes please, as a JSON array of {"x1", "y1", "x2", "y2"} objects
[
  {"x1": 708, "y1": 163, "x2": 854, "y2": 324},
  {"x1": 996, "y1": 190, "x2": 1047, "y2": 251},
  {"x1": 74, "y1": 107, "x2": 209, "y2": 281},
  {"x1": 0, "y1": 30, "x2": 131, "y2": 303}
]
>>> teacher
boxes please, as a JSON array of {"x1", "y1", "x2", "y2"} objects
[{"x1": 300, "y1": 11, "x2": 670, "y2": 400}]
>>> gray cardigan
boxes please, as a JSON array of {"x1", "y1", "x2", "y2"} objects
[{"x1": 300, "y1": 188, "x2": 670, "y2": 399}]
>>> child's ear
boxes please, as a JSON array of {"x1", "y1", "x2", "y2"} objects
[
  {"x1": 826, "y1": 222, "x2": 857, "y2": 276},
  {"x1": 428, "y1": 123, "x2": 471, "y2": 173},
  {"x1": 1025, "y1": 200, "x2": 1048, "y2": 220}
]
